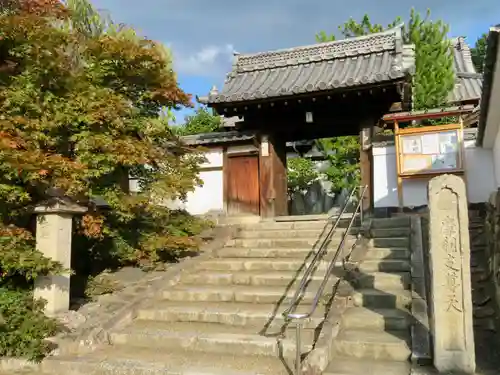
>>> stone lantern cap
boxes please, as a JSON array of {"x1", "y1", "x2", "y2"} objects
[{"x1": 34, "y1": 197, "x2": 88, "y2": 214}]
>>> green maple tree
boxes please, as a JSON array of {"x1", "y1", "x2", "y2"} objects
[{"x1": 0, "y1": 0, "x2": 207, "y2": 358}]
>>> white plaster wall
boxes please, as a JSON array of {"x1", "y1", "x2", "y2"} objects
[
  {"x1": 373, "y1": 139, "x2": 495, "y2": 207},
  {"x1": 493, "y1": 124, "x2": 500, "y2": 187},
  {"x1": 183, "y1": 169, "x2": 224, "y2": 215},
  {"x1": 130, "y1": 148, "x2": 225, "y2": 215},
  {"x1": 201, "y1": 149, "x2": 223, "y2": 168},
  {"x1": 179, "y1": 148, "x2": 224, "y2": 215}
]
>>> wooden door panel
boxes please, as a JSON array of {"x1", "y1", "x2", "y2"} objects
[{"x1": 226, "y1": 155, "x2": 260, "y2": 215}]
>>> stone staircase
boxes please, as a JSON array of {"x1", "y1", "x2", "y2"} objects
[
  {"x1": 324, "y1": 216, "x2": 413, "y2": 375},
  {"x1": 30, "y1": 214, "x2": 418, "y2": 375},
  {"x1": 39, "y1": 216, "x2": 358, "y2": 375}
]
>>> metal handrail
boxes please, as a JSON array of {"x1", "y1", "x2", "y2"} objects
[{"x1": 282, "y1": 185, "x2": 368, "y2": 375}]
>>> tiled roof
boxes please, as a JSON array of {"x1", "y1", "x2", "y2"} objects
[
  {"x1": 220, "y1": 116, "x2": 244, "y2": 128},
  {"x1": 205, "y1": 25, "x2": 414, "y2": 104},
  {"x1": 180, "y1": 131, "x2": 257, "y2": 146},
  {"x1": 450, "y1": 37, "x2": 482, "y2": 103}
]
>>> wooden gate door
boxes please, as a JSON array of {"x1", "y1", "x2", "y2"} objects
[{"x1": 226, "y1": 154, "x2": 260, "y2": 215}]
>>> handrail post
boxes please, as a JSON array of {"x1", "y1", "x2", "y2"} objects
[
  {"x1": 283, "y1": 185, "x2": 368, "y2": 375},
  {"x1": 295, "y1": 321, "x2": 302, "y2": 375}
]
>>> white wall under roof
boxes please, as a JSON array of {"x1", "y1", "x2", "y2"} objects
[
  {"x1": 494, "y1": 128, "x2": 500, "y2": 187},
  {"x1": 130, "y1": 149, "x2": 225, "y2": 215}
]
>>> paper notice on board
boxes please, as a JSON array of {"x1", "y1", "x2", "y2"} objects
[
  {"x1": 403, "y1": 157, "x2": 429, "y2": 172},
  {"x1": 439, "y1": 131, "x2": 458, "y2": 154},
  {"x1": 431, "y1": 153, "x2": 457, "y2": 170},
  {"x1": 402, "y1": 136, "x2": 422, "y2": 154},
  {"x1": 421, "y1": 133, "x2": 440, "y2": 154}
]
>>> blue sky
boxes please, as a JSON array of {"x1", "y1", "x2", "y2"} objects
[{"x1": 90, "y1": 0, "x2": 498, "y2": 124}]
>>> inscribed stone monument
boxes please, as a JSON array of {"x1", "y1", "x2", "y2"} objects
[{"x1": 428, "y1": 174, "x2": 475, "y2": 373}]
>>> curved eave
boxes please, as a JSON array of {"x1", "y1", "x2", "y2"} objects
[
  {"x1": 196, "y1": 95, "x2": 209, "y2": 105},
  {"x1": 209, "y1": 77, "x2": 410, "y2": 110}
]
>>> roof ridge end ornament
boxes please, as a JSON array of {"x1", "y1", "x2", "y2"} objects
[
  {"x1": 232, "y1": 51, "x2": 240, "y2": 68},
  {"x1": 209, "y1": 85, "x2": 219, "y2": 96}
]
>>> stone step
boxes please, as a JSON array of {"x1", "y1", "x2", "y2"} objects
[
  {"x1": 226, "y1": 236, "x2": 357, "y2": 249},
  {"x1": 243, "y1": 218, "x2": 360, "y2": 231},
  {"x1": 215, "y1": 245, "x2": 352, "y2": 259},
  {"x1": 235, "y1": 228, "x2": 346, "y2": 239},
  {"x1": 332, "y1": 328, "x2": 411, "y2": 361},
  {"x1": 371, "y1": 216, "x2": 410, "y2": 229},
  {"x1": 162, "y1": 282, "x2": 342, "y2": 304},
  {"x1": 354, "y1": 272, "x2": 410, "y2": 290},
  {"x1": 369, "y1": 237, "x2": 409, "y2": 248},
  {"x1": 341, "y1": 307, "x2": 410, "y2": 331},
  {"x1": 137, "y1": 301, "x2": 326, "y2": 329},
  {"x1": 370, "y1": 227, "x2": 411, "y2": 238},
  {"x1": 179, "y1": 270, "x2": 339, "y2": 288},
  {"x1": 110, "y1": 320, "x2": 311, "y2": 358},
  {"x1": 324, "y1": 356, "x2": 411, "y2": 375},
  {"x1": 42, "y1": 345, "x2": 291, "y2": 375},
  {"x1": 363, "y1": 247, "x2": 410, "y2": 260},
  {"x1": 358, "y1": 259, "x2": 411, "y2": 273},
  {"x1": 352, "y1": 289, "x2": 412, "y2": 309},
  {"x1": 195, "y1": 258, "x2": 343, "y2": 272}
]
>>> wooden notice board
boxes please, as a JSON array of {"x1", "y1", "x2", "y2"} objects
[{"x1": 394, "y1": 122, "x2": 466, "y2": 209}]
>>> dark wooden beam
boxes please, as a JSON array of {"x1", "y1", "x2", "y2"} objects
[{"x1": 382, "y1": 105, "x2": 475, "y2": 123}]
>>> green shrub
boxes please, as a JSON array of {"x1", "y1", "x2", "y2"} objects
[{"x1": 0, "y1": 289, "x2": 62, "y2": 361}]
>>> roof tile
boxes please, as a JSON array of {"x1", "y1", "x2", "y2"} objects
[
  {"x1": 203, "y1": 32, "x2": 481, "y2": 106},
  {"x1": 207, "y1": 25, "x2": 412, "y2": 104},
  {"x1": 450, "y1": 37, "x2": 482, "y2": 103},
  {"x1": 180, "y1": 131, "x2": 256, "y2": 146}
]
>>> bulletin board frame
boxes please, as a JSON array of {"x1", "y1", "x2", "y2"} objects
[
  {"x1": 394, "y1": 121, "x2": 466, "y2": 210},
  {"x1": 382, "y1": 106, "x2": 474, "y2": 211}
]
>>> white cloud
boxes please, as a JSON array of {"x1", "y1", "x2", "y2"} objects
[{"x1": 172, "y1": 44, "x2": 235, "y2": 77}]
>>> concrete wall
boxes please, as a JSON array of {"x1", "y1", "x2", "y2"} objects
[{"x1": 373, "y1": 131, "x2": 496, "y2": 208}]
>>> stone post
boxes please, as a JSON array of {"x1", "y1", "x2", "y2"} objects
[
  {"x1": 34, "y1": 198, "x2": 88, "y2": 316},
  {"x1": 428, "y1": 174, "x2": 475, "y2": 373}
]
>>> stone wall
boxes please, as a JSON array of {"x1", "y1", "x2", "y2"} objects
[
  {"x1": 469, "y1": 202, "x2": 500, "y2": 371},
  {"x1": 484, "y1": 193, "x2": 500, "y2": 315}
]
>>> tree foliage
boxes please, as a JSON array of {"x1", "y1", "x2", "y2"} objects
[
  {"x1": 317, "y1": 137, "x2": 360, "y2": 193},
  {"x1": 174, "y1": 107, "x2": 221, "y2": 136},
  {"x1": 0, "y1": 0, "x2": 202, "y2": 268},
  {"x1": 471, "y1": 33, "x2": 487, "y2": 73},
  {"x1": 0, "y1": 0, "x2": 206, "y2": 358},
  {"x1": 287, "y1": 157, "x2": 319, "y2": 194}
]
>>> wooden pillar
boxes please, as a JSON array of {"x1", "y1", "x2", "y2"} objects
[
  {"x1": 259, "y1": 133, "x2": 288, "y2": 218},
  {"x1": 359, "y1": 119, "x2": 374, "y2": 217},
  {"x1": 273, "y1": 134, "x2": 288, "y2": 216}
]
